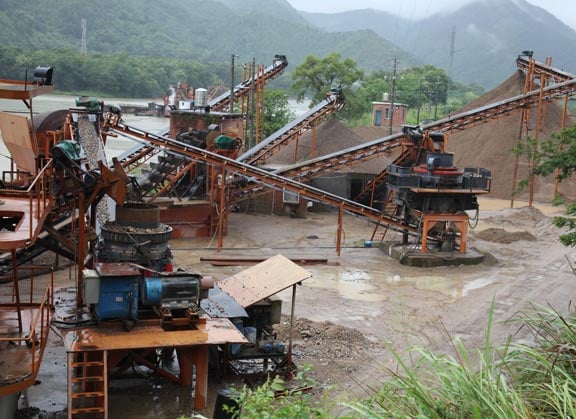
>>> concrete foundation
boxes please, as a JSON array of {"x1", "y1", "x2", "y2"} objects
[{"x1": 380, "y1": 242, "x2": 485, "y2": 267}]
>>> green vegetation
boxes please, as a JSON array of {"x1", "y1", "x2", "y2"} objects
[
  {"x1": 227, "y1": 364, "x2": 332, "y2": 418},
  {"x1": 0, "y1": 0, "x2": 416, "y2": 77},
  {"x1": 0, "y1": 46, "x2": 229, "y2": 98},
  {"x1": 212, "y1": 303, "x2": 576, "y2": 418},
  {"x1": 513, "y1": 126, "x2": 576, "y2": 247},
  {"x1": 263, "y1": 89, "x2": 296, "y2": 137},
  {"x1": 291, "y1": 54, "x2": 484, "y2": 126}
]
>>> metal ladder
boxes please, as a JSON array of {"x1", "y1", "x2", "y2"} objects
[{"x1": 67, "y1": 350, "x2": 108, "y2": 418}]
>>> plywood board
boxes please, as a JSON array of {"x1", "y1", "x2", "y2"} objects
[
  {"x1": 0, "y1": 112, "x2": 37, "y2": 173},
  {"x1": 216, "y1": 254, "x2": 312, "y2": 307}
]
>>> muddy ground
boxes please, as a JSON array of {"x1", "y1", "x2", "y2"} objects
[{"x1": 16, "y1": 197, "x2": 576, "y2": 418}]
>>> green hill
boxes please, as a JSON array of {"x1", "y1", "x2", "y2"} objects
[{"x1": 0, "y1": 0, "x2": 418, "y2": 74}]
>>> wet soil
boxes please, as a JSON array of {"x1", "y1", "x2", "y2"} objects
[{"x1": 15, "y1": 197, "x2": 576, "y2": 418}]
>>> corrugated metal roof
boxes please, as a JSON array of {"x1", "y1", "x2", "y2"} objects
[{"x1": 217, "y1": 254, "x2": 312, "y2": 307}]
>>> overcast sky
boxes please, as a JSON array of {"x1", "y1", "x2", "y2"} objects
[{"x1": 285, "y1": 0, "x2": 576, "y2": 31}]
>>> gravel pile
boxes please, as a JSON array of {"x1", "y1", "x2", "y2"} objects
[
  {"x1": 448, "y1": 71, "x2": 576, "y2": 200},
  {"x1": 274, "y1": 316, "x2": 377, "y2": 362},
  {"x1": 77, "y1": 115, "x2": 111, "y2": 225},
  {"x1": 473, "y1": 228, "x2": 537, "y2": 243}
]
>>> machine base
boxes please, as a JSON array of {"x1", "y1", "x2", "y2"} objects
[{"x1": 380, "y1": 242, "x2": 485, "y2": 267}]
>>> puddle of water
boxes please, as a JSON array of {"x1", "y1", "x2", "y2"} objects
[
  {"x1": 461, "y1": 277, "x2": 496, "y2": 296},
  {"x1": 303, "y1": 265, "x2": 497, "y2": 303},
  {"x1": 394, "y1": 274, "x2": 495, "y2": 298},
  {"x1": 307, "y1": 270, "x2": 385, "y2": 302}
]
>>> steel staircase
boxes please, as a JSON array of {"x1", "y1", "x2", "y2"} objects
[{"x1": 67, "y1": 350, "x2": 108, "y2": 418}]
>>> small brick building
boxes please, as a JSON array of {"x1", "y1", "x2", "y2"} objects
[{"x1": 372, "y1": 101, "x2": 408, "y2": 130}]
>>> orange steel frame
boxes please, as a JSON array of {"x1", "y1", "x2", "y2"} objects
[
  {"x1": 63, "y1": 317, "x2": 245, "y2": 410},
  {"x1": 210, "y1": 57, "x2": 287, "y2": 113},
  {"x1": 420, "y1": 213, "x2": 469, "y2": 253},
  {"x1": 0, "y1": 78, "x2": 57, "y2": 398},
  {"x1": 512, "y1": 56, "x2": 575, "y2": 207}
]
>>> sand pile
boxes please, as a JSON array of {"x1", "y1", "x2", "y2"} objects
[
  {"x1": 447, "y1": 70, "x2": 575, "y2": 201},
  {"x1": 271, "y1": 70, "x2": 574, "y2": 203},
  {"x1": 268, "y1": 118, "x2": 384, "y2": 174}
]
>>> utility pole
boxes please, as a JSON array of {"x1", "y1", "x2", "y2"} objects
[
  {"x1": 446, "y1": 26, "x2": 456, "y2": 114},
  {"x1": 249, "y1": 57, "x2": 256, "y2": 148},
  {"x1": 416, "y1": 77, "x2": 423, "y2": 125},
  {"x1": 434, "y1": 77, "x2": 440, "y2": 120},
  {"x1": 389, "y1": 58, "x2": 398, "y2": 136},
  {"x1": 448, "y1": 26, "x2": 456, "y2": 80},
  {"x1": 81, "y1": 18, "x2": 87, "y2": 55},
  {"x1": 229, "y1": 54, "x2": 238, "y2": 113}
]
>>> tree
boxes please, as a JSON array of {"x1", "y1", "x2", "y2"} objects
[
  {"x1": 291, "y1": 53, "x2": 364, "y2": 106},
  {"x1": 263, "y1": 89, "x2": 295, "y2": 137},
  {"x1": 515, "y1": 126, "x2": 576, "y2": 246}
]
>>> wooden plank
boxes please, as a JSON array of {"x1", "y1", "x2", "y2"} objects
[
  {"x1": 200, "y1": 254, "x2": 329, "y2": 266},
  {"x1": 216, "y1": 254, "x2": 312, "y2": 307}
]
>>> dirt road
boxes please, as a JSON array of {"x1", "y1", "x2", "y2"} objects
[
  {"x1": 170, "y1": 197, "x2": 576, "y2": 407},
  {"x1": 20, "y1": 197, "x2": 576, "y2": 417}
]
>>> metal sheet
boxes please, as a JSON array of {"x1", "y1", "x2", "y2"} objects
[
  {"x1": 216, "y1": 254, "x2": 312, "y2": 307},
  {"x1": 95, "y1": 262, "x2": 141, "y2": 277},
  {"x1": 0, "y1": 112, "x2": 37, "y2": 173},
  {"x1": 0, "y1": 80, "x2": 54, "y2": 100},
  {"x1": 63, "y1": 317, "x2": 246, "y2": 352},
  {"x1": 0, "y1": 197, "x2": 49, "y2": 250},
  {"x1": 201, "y1": 284, "x2": 248, "y2": 318}
]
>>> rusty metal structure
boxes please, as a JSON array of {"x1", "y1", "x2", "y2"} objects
[
  {"x1": 209, "y1": 54, "x2": 288, "y2": 113},
  {"x1": 0, "y1": 52, "x2": 574, "y2": 417},
  {"x1": 0, "y1": 69, "x2": 56, "y2": 414},
  {"x1": 512, "y1": 53, "x2": 576, "y2": 205}
]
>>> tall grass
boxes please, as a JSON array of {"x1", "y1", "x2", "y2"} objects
[
  {"x1": 504, "y1": 304, "x2": 576, "y2": 417},
  {"x1": 222, "y1": 301, "x2": 576, "y2": 418},
  {"x1": 344, "y1": 301, "x2": 576, "y2": 418}
]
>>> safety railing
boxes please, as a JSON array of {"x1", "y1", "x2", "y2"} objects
[{"x1": 0, "y1": 267, "x2": 53, "y2": 395}]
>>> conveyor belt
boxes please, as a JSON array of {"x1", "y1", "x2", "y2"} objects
[
  {"x1": 237, "y1": 90, "x2": 344, "y2": 165},
  {"x1": 273, "y1": 78, "x2": 576, "y2": 193},
  {"x1": 209, "y1": 55, "x2": 288, "y2": 112},
  {"x1": 105, "y1": 114, "x2": 418, "y2": 235},
  {"x1": 516, "y1": 56, "x2": 576, "y2": 82}
]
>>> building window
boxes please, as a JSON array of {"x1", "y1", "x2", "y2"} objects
[{"x1": 385, "y1": 108, "x2": 390, "y2": 119}]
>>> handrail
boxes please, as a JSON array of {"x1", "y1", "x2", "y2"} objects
[
  {"x1": 0, "y1": 159, "x2": 53, "y2": 246},
  {"x1": 0, "y1": 280, "x2": 52, "y2": 394}
]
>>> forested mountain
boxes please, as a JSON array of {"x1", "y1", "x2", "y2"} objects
[
  {"x1": 2, "y1": 0, "x2": 569, "y2": 92},
  {"x1": 0, "y1": 0, "x2": 416, "y2": 75},
  {"x1": 301, "y1": 0, "x2": 576, "y2": 88}
]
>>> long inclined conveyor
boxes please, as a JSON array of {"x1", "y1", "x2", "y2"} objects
[
  {"x1": 208, "y1": 55, "x2": 288, "y2": 112},
  {"x1": 237, "y1": 90, "x2": 344, "y2": 165},
  {"x1": 272, "y1": 76, "x2": 576, "y2": 201},
  {"x1": 105, "y1": 114, "x2": 419, "y2": 235},
  {"x1": 516, "y1": 55, "x2": 576, "y2": 83}
]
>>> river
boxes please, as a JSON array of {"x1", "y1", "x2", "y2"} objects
[{"x1": 0, "y1": 94, "x2": 311, "y2": 172}]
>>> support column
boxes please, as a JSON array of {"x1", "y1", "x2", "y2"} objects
[
  {"x1": 421, "y1": 213, "x2": 469, "y2": 253},
  {"x1": 177, "y1": 345, "x2": 209, "y2": 410}
]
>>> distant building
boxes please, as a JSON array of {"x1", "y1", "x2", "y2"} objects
[{"x1": 372, "y1": 101, "x2": 408, "y2": 130}]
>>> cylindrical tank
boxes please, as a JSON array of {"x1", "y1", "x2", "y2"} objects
[{"x1": 194, "y1": 88, "x2": 208, "y2": 107}]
